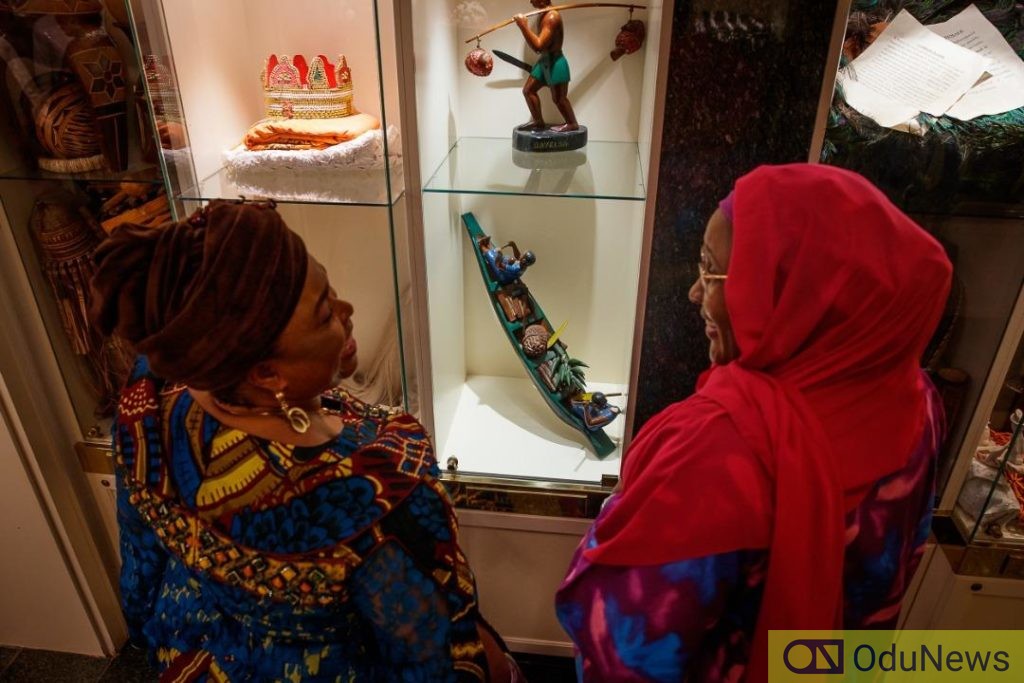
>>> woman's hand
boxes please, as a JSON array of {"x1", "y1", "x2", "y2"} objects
[
  {"x1": 478, "y1": 623, "x2": 517, "y2": 681},
  {"x1": 514, "y1": 13, "x2": 528, "y2": 29}
]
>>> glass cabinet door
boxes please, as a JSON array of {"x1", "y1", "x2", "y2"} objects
[
  {"x1": 127, "y1": 0, "x2": 404, "y2": 207},
  {"x1": 0, "y1": 0, "x2": 168, "y2": 439},
  {"x1": 952, "y1": 300, "x2": 1024, "y2": 547},
  {"x1": 125, "y1": 0, "x2": 415, "y2": 412},
  {"x1": 406, "y1": 0, "x2": 668, "y2": 496},
  {"x1": 817, "y1": 0, "x2": 1024, "y2": 512}
]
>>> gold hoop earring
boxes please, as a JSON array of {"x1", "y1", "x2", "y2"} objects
[{"x1": 275, "y1": 391, "x2": 311, "y2": 434}]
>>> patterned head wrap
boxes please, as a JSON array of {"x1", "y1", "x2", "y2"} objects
[{"x1": 90, "y1": 200, "x2": 308, "y2": 392}]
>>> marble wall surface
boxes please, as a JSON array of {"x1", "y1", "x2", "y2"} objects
[{"x1": 633, "y1": 0, "x2": 839, "y2": 433}]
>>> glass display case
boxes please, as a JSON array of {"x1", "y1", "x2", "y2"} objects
[
  {"x1": 127, "y1": 0, "x2": 404, "y2": 206},
  {"x1": 815, "y1": 1, "x2": 1024, "y2": 560},
  {"x1": 0, "y1": 0, "x2": 168, "y2": 647},
  {"x1": 0, "y1": 0, "x2": 168, "y2": 439},
  {"x1": 124, "y1": 0, "x2": 417, "y2": 415},
  {"x1": 3, "y1": 0, "x2": 1020, "y2": 654},
  {"x1": 952, "y1": 325, "x2": 1024, "y2": 549},
  {"x1": 75, "y1": 0, "x2": 671, "y2": 515},
  {"x1": 395, "y1": 1, "x2": 670, "y2": 653},
  {"x1": 405, "y1": 0, "x2": 668, "y2": 504}
]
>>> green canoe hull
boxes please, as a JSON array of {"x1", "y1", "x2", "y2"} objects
[{"x1": 461, "y1": 212, "x2": 617, "y2": 459}]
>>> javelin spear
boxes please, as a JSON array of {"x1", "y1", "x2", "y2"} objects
[
  {"x1": 465, "y1": 3, "x2": 648, "y2": 44},
  {"x1": 464, "y1": 3, "x2": 647, "y2": 76}
]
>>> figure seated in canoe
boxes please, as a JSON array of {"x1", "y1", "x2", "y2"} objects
[
  {"x1": 480, "y1": 236, "x2": 536, "y2": 285},
  {"x1": 570, "y1": 391, "x2": 621, "y2": 431}
]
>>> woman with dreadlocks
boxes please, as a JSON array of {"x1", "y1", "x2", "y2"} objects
[{"x1": 92, "y1": 200, "x2": 520, "y2": 682}]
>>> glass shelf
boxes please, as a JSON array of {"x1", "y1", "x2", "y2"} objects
[
  {"x1": 0, "y1": 160, "x2": 164, "y2": 186},
  {"x1": 423, "y1": 137, "x2": 646, "y2": 201},
  {"x1": 180, "y1": 164, "x2": 406, "y2": 207}
]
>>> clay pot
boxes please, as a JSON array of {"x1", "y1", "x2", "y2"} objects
[{"x1": 465, "y1": 47, "x2": 493, "y2": 77}]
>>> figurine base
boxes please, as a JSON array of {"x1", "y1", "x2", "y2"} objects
[
  {"x1": 512, "y1": 148, "x2": 587, "y2": 170},
  {"x1": 512, "y1": 125, "x2": 588, "y2": 153}
]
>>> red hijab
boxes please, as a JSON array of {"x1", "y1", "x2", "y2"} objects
[{"x1": 586, "y1": 164, "x2": 952, "y2": 680}]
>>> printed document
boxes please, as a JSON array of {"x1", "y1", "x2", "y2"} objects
[
  {"x1": 838, "y1": 9, "x2": 989, "y2": 128},
  {"x1": 928, "y1": 4, "x2": 1024, "y2": 120}
]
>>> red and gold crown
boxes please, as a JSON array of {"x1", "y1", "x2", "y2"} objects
[{"x1": 260, "y1": 54, "x2": 354, "y2": 120}]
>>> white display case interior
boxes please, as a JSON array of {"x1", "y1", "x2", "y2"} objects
[
  {"x1": 425, "y1": 193, "x2": 644, "y2": 483},
  {"x1": 128, "y1": 0, "x2": 404, "y2": 206},
  {"x1": 409, "y1": 0, "x2": 668, "y2": 484},
  {"x1": 126, "y1": 0, "x2": 418, "y2": 410}
]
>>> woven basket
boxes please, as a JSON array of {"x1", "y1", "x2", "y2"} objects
[
  {"x1": 34, "y1": 83, "x2": 102, "y2": 159},
  {"x1": 30, "y1": 199, "x2": 101, "y2": 356}
]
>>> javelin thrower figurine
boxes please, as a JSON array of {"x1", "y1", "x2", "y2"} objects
[
  {"x1": 462, "y1": 2, "x2": 647, "y2": 151},
  {"x1": 514, "y1": 0, "x2": 579, "y2": 132}
]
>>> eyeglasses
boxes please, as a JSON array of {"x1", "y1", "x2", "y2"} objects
[{"x1": 698, "y1": 262, "x2": 728, "y2": 285}]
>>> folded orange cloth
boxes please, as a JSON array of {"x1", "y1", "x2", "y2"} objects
[{"x1": 243, "y1": 113, "x2": 381, "y2": 151}]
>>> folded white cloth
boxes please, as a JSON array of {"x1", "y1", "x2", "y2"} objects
[
  {"x1": 224, "y1": 126, "x2": 400, "y2": 173},
  {"x1": 221, "y1": 126, "x2": 403, "y2": 203}
]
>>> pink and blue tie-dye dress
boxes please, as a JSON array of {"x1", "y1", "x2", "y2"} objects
[{"x1": 556, "y1": 381, "x2": 943, "y2": 682}]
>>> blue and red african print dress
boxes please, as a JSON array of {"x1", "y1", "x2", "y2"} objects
[{"x1": 115, "y1": 357, "x2": 491, "y2": 682}]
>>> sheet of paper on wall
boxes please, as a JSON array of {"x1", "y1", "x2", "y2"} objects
[
  {"x1": 837, "y1": 9, "x2": 990, "y2": 130},
  {"x1": 928, "y1": 4, "x2": 1024, "y2": 120}
]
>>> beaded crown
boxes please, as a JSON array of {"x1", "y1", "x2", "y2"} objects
[{"x1": 261, "y1": 54, "x2": 354, "y2": 120}]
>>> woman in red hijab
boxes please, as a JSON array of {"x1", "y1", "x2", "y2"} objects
[{"x1": 555, "y1": 164, "x2": 952, "y2": 682}]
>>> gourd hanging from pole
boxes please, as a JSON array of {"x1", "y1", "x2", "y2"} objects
[{"x1": 464, "y1": 3, "x2": 647, "y2": 77}]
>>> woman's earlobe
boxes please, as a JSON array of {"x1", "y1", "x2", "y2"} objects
[{"x1": 247, "y1": 361, "x2": 285, "y2": 394}]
